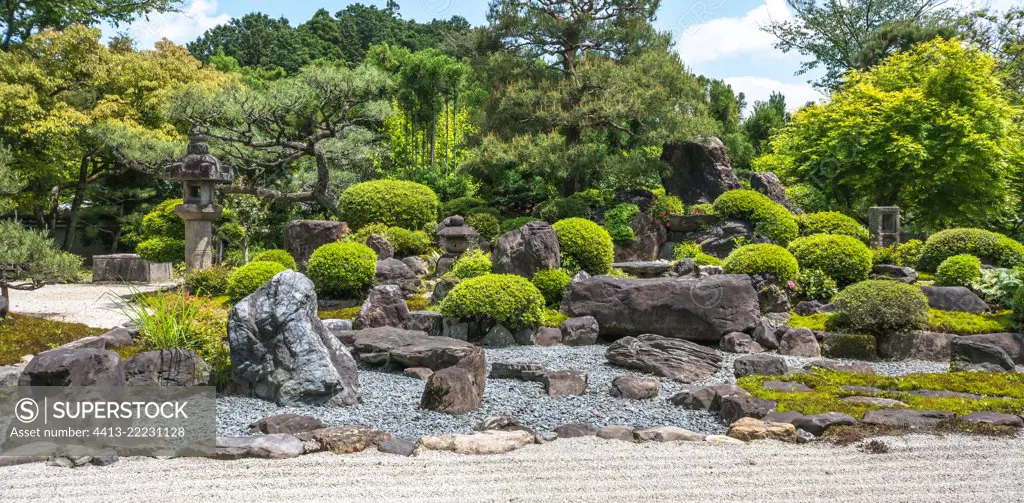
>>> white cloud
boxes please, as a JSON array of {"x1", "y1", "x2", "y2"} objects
[
  {"x1": 674, "y1": 0, "x2": 793, "y2": 65},
  {"x1": 122, "y1": 0, "x2": 231, "y2": 48},
  {"x1": 724, "y1": 76, "x2": 824, "y2": 113}
]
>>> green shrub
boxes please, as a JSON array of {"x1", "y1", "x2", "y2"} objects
[
  {"x1": 185, "y1": 266, "x2": 232, "y2": 297},
  {"x1": 936, "y1": 254, "x2": 982, "y2": 287},
  {"x1": 723, "y1": 244, "x2": 799, "y2": 281},
  {"x1": 603, "y1": 203, "x2": 640, "y2": 244},
  {"x1": 442, "y1": 196, "x2": 487, "y2": 218},
  {"x1": 918, "y1": 228, "x2": 1024, "y2": 271},
  {"x1": 136, "y1": 236, "x2": 185, "y2": 264},
  {"x1": 672, "y1": 242, "x2": 723, "y2": 266},
  {"x1": 439, "y1": 274, "x2": 545, "y2": 330},
  {"x1": 796, "y1": 269, "x2": 839, "y2": 302},
  {"x1": 539, "y1": 197, "x2": 591, "y2": 222},
  {"x1": 552, "y1": 218, "x2": 615, "y2": 275},
  {"x1": 449, "y1": 249, "x2": 492, "y2": 280},
  {"x1": 928, "y1": 309, "x2": 1014, "y2": 335},
  {"x1": 832, "y1": 280, "x2": 929, "y2": 337},
  {"x1": 306, "y1": 242, "x2": 377, "y2": 298},
  {"x1": 797, "y1": 212, "x2": 870, "y2": 242},
  {"x1": 788, "y1": 234, "x2": 873, "y2": 287},
  {"x1": 250, "y1": 249, "x2": 297, "y2": 270},
  {"x1": 872, "y1": 245, "x2": 898, "y2": 266},
  {"x1": 649, "y1": 195, "x2": 683, "y2": 222},
  {"x1": 383, "y1": 226, "x2": 433, "y2": 256},
  {"x1": 532, "y1": 269, "x2": 572, "y2": 306},
  {"x1": 140, "y1": 199, "x2": 185, "y2": 239},
  {"x1": 467, "y1": 213, "x2": 501, "y2": 243},
  {"x1": 895, "y1": 239, "x2": 924, "y2": 269},
  {"x1": 227, "y1": 261, "x2": 286, "y2": 302},
  {"x1": 972, "y1": 268, "x2": 1023, "y2": 307},
  {"x1": 541, "y1": 308, "x2": 569, "y2": 328},
  {"x1": 688, "y1": 203, "x2": 714, "y2": 215},
  {"x1": 712, "y1": 189, "x2": 799, "y2": 245},
  {"x1": 339, "y1": 180, "x2": 439, "y2": 230}
]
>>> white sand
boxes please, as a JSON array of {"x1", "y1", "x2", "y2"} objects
[
  {"x1": 1, "y1": 434, "x2": 1022, "y2": 502},
  {"x1": 8, "y1": 283, "x2": 175, "y2": 329}
]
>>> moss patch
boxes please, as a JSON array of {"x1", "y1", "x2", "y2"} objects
[
  {"x1": 927, "y1": 309, "x2": 1014, "y2": 335},
  {"x1": 318, "y1": 298, "x2": 435, "y2": 321},
  {"x1": 787, "y1": 312, "x2": 833, "y2": 331},
  {"x1": 0, "y1": 314, "x2": 105, "y2": 365},
  {"x1": 541, "y1": 308, "x2": 569, "y2": 328},
  {"x1": 737, "y1": 369, "x2": 1024, "y2": 419}
]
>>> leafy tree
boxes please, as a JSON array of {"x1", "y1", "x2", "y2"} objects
[
  {"x1": 959, "y1": 7, "x2": 1024, "y2": 103},
  {"x1": 764, "y1": 0, "x2": 958, "y2": 89},
  {"x1": 744, "y1": 92, "x2": 789, "y2": 155},
  {"x1": 0, "y1": 220, "x2": 81, "y2": 301},
  {"x1": 187, "y1": 13, "x2": 310, "y2": 74},
  {"x1": 765, "y1": 38, "x2": 1023, "y2": 232},
  {"x1": 0, "y1": 0, "x2": 179, "y2": 49}
]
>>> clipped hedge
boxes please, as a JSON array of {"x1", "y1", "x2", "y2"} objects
[
  {"x1": 603, "y1": 203, "x2": 640, "y2": 245},
  {"x1": 788, "y1": 234, "x2": 873, "y2": 287},
  {"x1": 467, "y1": 213, "x2": 501, "y2": 242},
  {"x1": 532, "y1": 268, "x2": 572, "y2": 306},
  {"x1": 832, "y1": 280, "x2": 929, "y2": 337},
  {"x1": 797, "y1": 212, "x2": 869, "y2": 242},
  {"x1": 339, "y1": 180, "x2": 439, "y2": 230},
  {"x1": 449, "y1": 249, "x2": 492, "y2": 280},
  {"x1": 918, "y1": 228, "x2": 1024, "y2": 272},
  {"x1": 648, "y1": 194, "x2": 684, "y2": 222},
  {"x1": 439, "y1": 274, "x2": 545, "y2": 330},
  {"x1": 936, "y1": 254, "x2": 982, "y2": 287},
  {"x1": 672, "y1": 242, "x2": 723, "y2": 266},
  {"x1": 227, "y1": 261, "x2": 286, "y2": 302},
  {"x1": 306, "y1": 242, "x2": 377, "y2": 298},
  {"x1": 250, "y1": 249, "x2": 297, "y2": 270},
  {"x1": 722, "y1": 244, "x2": 799, "y2": 281},
  {"x1": 552, "y1": 218, "x2": 615, "y2": 275},
  {"x1": 185, "y1": 266, "x2": 232, "y2": 297},
  {"x1": 712, "y1": 189, "x2": 798, "y2": 245},
  {"x1": 136, "y1": 236, "x2": 184, "y2": 264}
]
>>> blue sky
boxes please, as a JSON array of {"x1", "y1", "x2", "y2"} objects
[{"x1": 111, "y1": 0, "x2": 1019, "y2": 113}]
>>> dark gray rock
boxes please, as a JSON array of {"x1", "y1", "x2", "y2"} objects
[
  {"x1": 0, "y1": 295, "x2": 7, "y2": 318},
  {"x1": 491, "y1": 221, "x2": 560, "y2": 278},
  {"x1": 91, "y1": 253, "x2": 172, "y2": 283},
  {"x1": 597, "y1": 425, "x2": 635, "y2": 442},
  {"x1": 793, "y1": 301, "x2": 826, "y2": 316},
  {"x1": 348, "y1": 327, "x2": 486, "y2": 386},
  {"x1": 421, "y1": 365, "x2": 482, "y2": 414},
  {"x1": 403, "y1": 367, "x2": 433, "y2": 380},
  {"x1": 512, "y1": 327, "x2": 536, "y2": 346},
  {"x1": 249, "y1": 413, "x2": 326, "y2": 435},
  {"x1": 719, "y1": 332, "x2": 764, "y2": 354},
  {"x1": 124, "y1": 349, "x2": 209, "y2": 386},
  {"x1": 353, "y1": 285, "x2": 409, "y2": 329},
  {"x1": 228, "y1": 270, "x2": 360, "y2": 406},
  {"x1": 283, "y1": 220, "x2": 349, "y2": 271},
  {"x1": 672, "y1": 258, "x2": 697, "y2": 277},
  {"x1": 954, "y1": 333, "x2": 1023, "y2": 364},
  {"x1": 489, "y1": 361, "x2": 547, "y2": 381},
  {"x1": 950, "y1": 339, "x2": 1016, "y2": 372},
  {"x1": 690, "y1": 220, "x2": 764, "y2": 258},
  {"x1": 605, "y1": 334, "x2": 722, "y2": 383},
  {"x1": 377, "y1": 438, "x2": 417, "y2": 456},
  {"x1": 213, "y1": 435, "x2": 305, "y2": 460},
  {"x1": 375, "y1": 258, "x2": 421, "y2": 295},
  {"x1": 669, "y1": 384, "x2": 748, "y2": 411},
  {"x1": 613, "y1": 213, "x2": 667, "y2": 262},
  {"x1": 401, "y1": 311, "x2": 444, "y2": 337},
  {"x1": 906, "y1": 389, "x2": 982, "y2": 400},
  {"x1": 757, "y1": 284, "x2": 791, "y2": 314},
  {"x1": 441, "y1": 317, "x2": 469, "y2": 341},
  {"x1": 400, "y1": 256, "x2": 429, "y2": 276},
  {"x1": 481, "y1": 325, "x2": 515, "y2": 348},
  {"x1": 562, "y1": 275, "x2": 759, "y2": 342},
  {"x1": 733, "y1": 354, "x2": 788, "y2": 378},
  {"x1": 762, "y1": 380, "x2": 813, "y2": 393},
  {"x1": 19, "y1": 348, "x2": 125, "y2": 387},
  {"x1": 609, "y1": 375, "x2": 660, "y2": 400},
  {"x1": 554, "y1": 423, "x2": 598, "y2": 438},
  {"x1": 763, "y1": 411, "x2": 805, "y2": 424},
  {"x1": 611, "y1": 261, "x2": 673, "y2": 278},
  {"x1": 542, "y1": 370, "x2": 588, "y2": 396},
  {"x1": 960, "y1": 411, "x2": 1023, "y2": 428},
  {"x1": 365, "y1": 234, "x2": 394, "y2": 260},
  {"x1": 560, "y1": 316, "x2": 599, "y2": 346},
  {"x1": 430, "y1": 278, "x2": 459, "y2": 305},
  {"x1": 779, "y1": 328, "x2": 821, "y2": 358},
  {"x1": 661, "y1": 138, "x2": 741, "y2": 205},
  {"x1": 750, "y1": 172, "x2": 802, "y2": 214},
  {"x1": 878, "y1": 331, "x2": 955, "y2": 361},
  {"x1": 752, "y1": 317, "x2": 786, "y2": 350},
  {"x1": 665, "y1": 214, "x2": 722, "y2": 233},
  {"x1": 719, "y1": 396, "x2": 777, "y2": 425},
  {"x1": 98, "y1": 327, "x2": 135, "y2": 348},
  {"x1": 861, "y1": 409, "x2": 955, "y2": 429},
  {"x1": 792, "y1": 413, "x2": 857, "y2": 436},
  {"x1": 821, "y1": 333, "x2": 878, "y2": 360},
  {"x1": 321, "y1": 319, "x2": 352, "y2": 332},
  {"x1": 531, "y1": 327, "x2": 562, "y2": 346},
  {"x1": 807, "y1": 361, "x2": 876, "y2": 375},
  {"x1": 920, "y1": 286, "x2": 989, "y2": 314},
  {"x1": 871, "y1": 264, "x2": 918, "y2": 283}
]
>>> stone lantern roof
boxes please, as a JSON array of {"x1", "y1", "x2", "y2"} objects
[
  {"x1": 164, "y1": 135, "x2": 234, "y2": 183},
  {"x1": 436, "y1": 215, "x2": 478, "y2": 240}
]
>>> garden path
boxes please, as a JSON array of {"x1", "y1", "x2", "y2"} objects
[{"x1": 8, "y1": 283, "x2": 176, "y2": 329}]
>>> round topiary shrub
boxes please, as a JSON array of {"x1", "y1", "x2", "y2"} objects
[
  {"x1": 439, "y1": 274, "x2": 545, "y2": 330},
  {"x1": 894, "y1": 239, "x2": 924, "y2": 269},
  {"x1": 532, "y1": 268, "x2": 572, "y2": 306},
  {"x1": 382, "y1": 226, "x2": 432, "y2": 257},
  {"x1": 306, "y1": 242, "x2": 377, "y2": 298},
  {"x1": 552, "y1": 218, "x2": 615, "y2": 275},
  {"x1": 787, "y1": 234, "x2": 873, "y2": 287},
  {"x1": 918, "y1": 228, "x2": 1024, "y2": 271},
  {"x1": 797, "y1": 212, "x2": 869, "y2": 242},
  {"x1": 136, "y1": 236, "x2": 184, "y2": 264},
  {"x1": 723, "y1": 244, "x2": 799, "y2": 281},
  {"x1": 250, "y1": 249, "x2": 297, "y2": 270},
  {"x1": 227, "y1": 261, "x2": 286, "y2": 302},
  {"x1": 712, "y1": 189, "x2": 798, "y2": 245},
  {"x1": 449, "y1": 249, "x2": 492, "y2": 280},
  {"x1": 832, "y1": 280, "x2": 929, "y2": 337},
  {"x1": 936, "y1": 254, "x2": 982, "y2": 287},
  {"x1": 602, "y1": 203, "x2": 640, "y2": 245},
  {"x1": 648, "y1": 194, "x2": 684, "y2": 222},
  {"x1": 185, "y1": 265, "x2": 232, "y2": 297},
  {"x1": 140, "y1": 199, "x2": 185, "y2": 239},
  {"x1": 339, "y1": 180, "x2": 439, "y2": 230}
]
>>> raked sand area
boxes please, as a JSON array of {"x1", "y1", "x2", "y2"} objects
[
  {"x1": 2, "y1": 434, "x2": 1023, "y2": 503},
  {"x1": 7, "y1": 283, "x2": 175, "y2": 329}
]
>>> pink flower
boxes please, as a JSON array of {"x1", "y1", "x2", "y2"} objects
[{"x1": 787, "y1": 280, "x2": 797, "y2": 290}]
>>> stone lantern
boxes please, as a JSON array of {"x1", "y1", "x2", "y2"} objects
[
  {"x1": 868, "y1": 206, "x2": 900, "y2": 248},
  {"x1": 164, "y1": 135, "x2": 234, "y2": 270},
  {"x1": 435, "y1": 215, "x2": 478, "y2": 275}
]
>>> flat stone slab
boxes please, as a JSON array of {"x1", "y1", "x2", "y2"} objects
[
  {"x1": 841, "y1": 396, "x2": 910, "y2": 408},
  {"x1": 960, "y1": 411, "x2": 1024, "y2": 428},
  {"x1": 92, "y1": 254, "x2": 172, "y2": 283},
  {"x1": 762, "y1": 380, "x2": 812, "y2": 393},
  {"x1": 840, "y1": 385, "x2": 886, "y2": 394},
  {"x1": 606, "y1": 334, "x2": 722, "y2": 383},
  {"x1": 611, "y1": 261, "x2": 673, "y2": 277},
  {"x1": 861, "y1": 409, "x2": 955, "y2": 429},
  {"x1": 906, "y1": 390, "x2": 983, "y2": 400}
]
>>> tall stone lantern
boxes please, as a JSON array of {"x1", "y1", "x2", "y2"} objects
[
  {"x1": 435, "y1": 215, "x2": 478, "y2": 275},
  {"x1": 164, "y1": 135, "x2": 234, "y2": 270}
]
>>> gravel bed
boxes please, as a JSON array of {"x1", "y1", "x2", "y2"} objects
[{"x1": 217, "y1": 343, "x2": 982, "y2": 439}]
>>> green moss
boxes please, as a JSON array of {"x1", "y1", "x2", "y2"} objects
[
  {"x1": 928, "y1": 309, "x2": 1014, "y2": 335},
  {"x1": 737, "y1": 369, "x2": 1024, "y2": 419},
  {"x1": 821, "y1": 333, "x2": 877, "y2": 360},
  {"x1": 318, "y1": 305, "x2": 362, "y2": 320},
  {"x1": 541, "y1": 308, "x2": 569, "y2": 328},
  {"x1": 0, "y1": 314, "x2": 104, "y2": 365},
  {"x1": 787, "y1": 312, "x2": 834, "y2": 331}
]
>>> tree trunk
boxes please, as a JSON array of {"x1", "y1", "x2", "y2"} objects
[
  {"x1": 62, "y1": 156, "x2": 91, "y2": 250},
  {"x1": 430, "y1": 114, "x2": 437, "y2": 168},
  {"x1": 47, "y1": 185, "x2": 60, "y2": 235}
]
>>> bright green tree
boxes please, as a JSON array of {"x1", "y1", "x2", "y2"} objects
[
  {"x1": 0, "y1": 0, "x2": 178, "y2": 49},
  {"x1": 0, "y1": 220, "x2": 82, "y2": 301},
  {"x1": 744, "y1": 92, "x2": 789, "y2": 155}
]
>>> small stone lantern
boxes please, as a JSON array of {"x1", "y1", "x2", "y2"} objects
[
  {"x1": 436, "y1": 215, "x2": 478, "y2": 275},
  {"x1": 868, "y1": 206, "x2": 900, "y2": 248},
  {"x1": 164, "y1": 135, "x2": 234, "y2": 270}
]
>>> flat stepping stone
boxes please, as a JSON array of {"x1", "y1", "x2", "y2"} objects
[
  {"x1": 862, "y1": 409, "x2": 955, "y2": 429},
  {"x1": 762, "y1": 380, "x2": 813, "y2": 393},
  {"x1": 792, "y1": 412, "x2": 857, "y2": 436},
  {"x1": 841, "y1": 385, "x2": 885, "y2": 394},
  {"x1": 841, "y1": 396, "x2": 910, "y2": 408},
  {"x1": 906, "y1": 389, "x2": 982, "y2": 400},
  {"x1": 611, "y1": 261, "x2": 673, "y2": 277},
  {"x1": 960, "y1": 411, "x2": 1024, "y2": 428}
]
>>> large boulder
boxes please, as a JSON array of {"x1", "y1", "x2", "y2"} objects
[
  {"x1": 951, "y1": 339, "x2": 1016, "y2": 372},
  {"x1": 690, "y1": 220, "x2": 765, "y2": 258},
  {"x1": 491, "y1": 221, "x2": 560, "y2": 277},
  {"x1": 559, "y1": 316, "x2": 599, "y2": 346},
  {"x1": 733, "y1": 354, "x2": 788, "y2": 378},
  {"x1": 421, "y1": 362, "x2": 484, "y2": 414},
  {"x1": 353, "y1": 285, "x2": 409, "y2": 329},
  {"x1": 346, "y1": 327, "x2": 486, "y2": 385},
  {"x1": 605, "y1": 334, "x2": 722, "y2": 383},
  {"x1": 401, "y1": 310, "x2": 444, "y2": 337},
  {"x1": 613, "y1": 213, "x2": 667, "y2": 262},
  {"x1": 562, "y1": 275, "x2": 759, "y2": 342},
  {"x1": 124, "y1": 349, "x2": 210, "y2": 386},
  {"x1": 375, "y1": 259, "x2": 421, "y2": 296},
  {"x1": 283, "y1": 220, "x2": 349, "y2": 271},
  {"x1": 919, "y1": 286, "x2": 989, "y2": 314},
  {"x1": 955, "y1": 333, "x2": 1024, "y2": 364},
  {"x1": 878, "y1": 331, "x2": 955, "y2": 361},
  {"x1": 661, "y1": 138, "x2": 741, "y2": 205},
  {"x1": 19, "y1": 348, "x2": 125, "y2": 386},
  {"x1": 778, "y1": 328, "x2": 821, "y2": 358},
  {"x1": 750, "y1": 172, "x2": 802, "y2": 214},
  {"x1": 228, "y1": 270, "x2": 360, "y2": 406}
]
